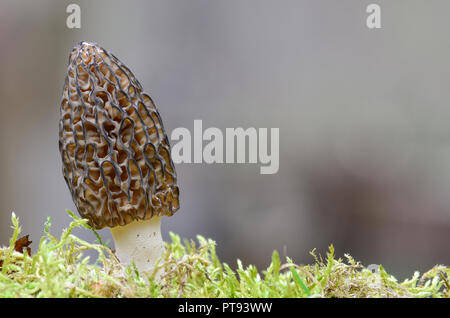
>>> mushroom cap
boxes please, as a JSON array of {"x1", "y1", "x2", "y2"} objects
[{"x1": 59, "y1": 42, "x2": 180, "y2": 230}]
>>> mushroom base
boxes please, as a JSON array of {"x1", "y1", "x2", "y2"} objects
[{"x1": 110, "y1": 217, "x2": 163, "y2": 274}]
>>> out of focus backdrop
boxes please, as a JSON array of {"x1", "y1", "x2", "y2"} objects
[{"x1": 1, "y1": 0, "x2": 450, "y2": 280}]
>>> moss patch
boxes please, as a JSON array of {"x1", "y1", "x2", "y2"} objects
[{"x1": 0, "y1": 211, "x2": 449, "y2": 298}]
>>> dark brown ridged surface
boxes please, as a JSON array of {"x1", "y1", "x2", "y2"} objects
[{"x1": 59, "y1": 42, "x2": 179, "y2": 229}]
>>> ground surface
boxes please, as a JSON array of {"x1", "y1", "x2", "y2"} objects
[{"x1": 0, "y1": 211, "x2": 449, "y2": 298}]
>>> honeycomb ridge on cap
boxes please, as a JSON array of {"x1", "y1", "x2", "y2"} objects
[{"x1": 59, "y1": 42, "x2": 180, "y2": 230}]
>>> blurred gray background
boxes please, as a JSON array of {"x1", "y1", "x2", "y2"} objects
[{"x1": 1, "y1": 0, "x2": 450, "y2": 280}]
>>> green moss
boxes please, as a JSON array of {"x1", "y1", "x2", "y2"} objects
[{"x1": 0, "y1": 211, "x2": 449, "y2": 298}]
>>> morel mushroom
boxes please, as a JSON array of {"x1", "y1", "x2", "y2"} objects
[{"x1": 59, "y1": 42, "x2": 180, "y2": 272}]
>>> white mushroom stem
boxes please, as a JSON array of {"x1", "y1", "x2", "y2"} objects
[{"x1": 110, "y1": 216, "x2": 163, "y2": 273}]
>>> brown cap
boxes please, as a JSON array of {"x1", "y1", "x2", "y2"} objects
[{"x1": 59, "y1": 42, "x2": 180, "y2": 229}]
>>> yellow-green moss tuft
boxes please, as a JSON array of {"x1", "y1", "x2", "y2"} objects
[{"x1": 0, "y1": 211, "x2": 449, "y2": 298}]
